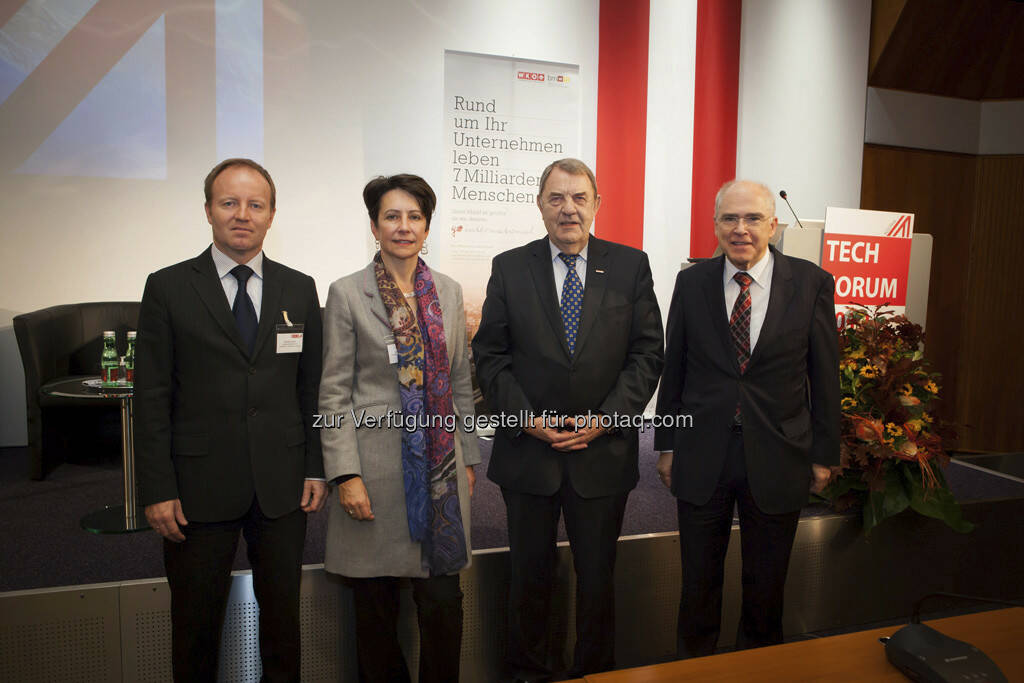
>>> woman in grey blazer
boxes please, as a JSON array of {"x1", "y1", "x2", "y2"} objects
[{"x1": 319, "y1": 174, "x2": 480, "y2": 683}]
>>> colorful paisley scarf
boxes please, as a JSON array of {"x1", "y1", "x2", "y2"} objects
[{"x1": 374, "y1": 253, "x2": 467, "y2": 575}]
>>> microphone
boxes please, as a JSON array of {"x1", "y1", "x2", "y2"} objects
[{"x1": 778, "y1": 190, "x2": 806, "y2": 229}]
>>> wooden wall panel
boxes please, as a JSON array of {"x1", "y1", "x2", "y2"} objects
[
  {"x1": 958, "y1": 156, "x2": 1024, "y2": 450},
  {"x1": 869, "y1": 0, "x2": 907, "y2": 76},
  {"x1": 869, "y1": 0, "x2": 1024, "y2": 99},
  {"x1": 861, "y1": 144, "x2": 976, "y2": 435},
  {"x1": 861, "y1": 144, "x2": 1024, "y2": 452}
]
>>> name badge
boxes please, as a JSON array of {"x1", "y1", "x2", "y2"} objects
[
  {"x1": 276, "y1": 322, "x2": 304, "y2": 353},
  {"x1": 385, "y1": 335, "x2": 398, "y2": 364}
]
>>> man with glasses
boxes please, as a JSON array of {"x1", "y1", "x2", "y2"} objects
[{"x1": 654, "y1": 179, "x2": 839, "y2": 657}]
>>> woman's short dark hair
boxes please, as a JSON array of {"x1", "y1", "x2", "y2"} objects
[
  {"x1": 363, "y1": 174, "x2": 437, "y2": 227},
  {"x1": 204, "y1": 158, "x2": 276, "y2": 209}
]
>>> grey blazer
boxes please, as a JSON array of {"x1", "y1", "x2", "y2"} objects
[{"x1": 319, "y1": 262, "x2": 481, "y2": 578}]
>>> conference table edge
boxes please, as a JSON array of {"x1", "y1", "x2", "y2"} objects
[{"x1": 583, "y1": 607, "x2": 1024, "y2": 682}]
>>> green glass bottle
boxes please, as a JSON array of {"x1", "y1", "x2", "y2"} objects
[
  {"x1": 124, "y1": 331, "x2": 136, "y2": 387},
  {"x1": 100, "y1": 331, "x2": 119, "y2": 387}
]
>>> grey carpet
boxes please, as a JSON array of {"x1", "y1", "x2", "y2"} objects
[{"x1": 2, "y1": 429, "x2": 1022, "y2": 592}]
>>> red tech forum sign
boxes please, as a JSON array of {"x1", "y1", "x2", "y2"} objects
[{"x1": 822, "y1": 208, "x2": 914, "y2": 327}]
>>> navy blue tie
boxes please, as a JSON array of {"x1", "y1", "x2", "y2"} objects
[
  {"x1": 558, "y1": 253, "x2": 584, "y2": 354},
  {"x1": 230, "y1": 265, "x2": 258, "y2": 355}
]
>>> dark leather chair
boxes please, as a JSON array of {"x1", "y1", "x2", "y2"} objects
[{"x1": 13, "y1": 302, "x2": 140, "y2": 479}]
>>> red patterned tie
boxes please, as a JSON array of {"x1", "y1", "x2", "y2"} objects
[{"x1": 730, "y1": 272, "x2": 753, "y2": 373}]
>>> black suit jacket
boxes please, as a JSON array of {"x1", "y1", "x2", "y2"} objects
[
  {"x1": 654, "y1": 246, "x2": 840, "y2": 515},
  {"x1": 472, "y1": 235, "x2": 664, "y2": 498},
  {"x1": 135, "y1": 247, "x2": 324, "y2": 521}
]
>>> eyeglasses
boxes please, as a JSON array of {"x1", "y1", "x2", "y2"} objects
[{"x1": 716, "y1": 214, "x2": 768, "y2": 228}]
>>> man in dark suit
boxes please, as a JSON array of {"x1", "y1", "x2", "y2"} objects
[
  {"x1": 655, "y1": 179, "x2": 839, "y2": 657},
  {"x1": 135, "y1": 158, "x2": 327, "y2": 682},
  {"x1": 473, "y1": 158, "x2": 664, "y2": 680}
]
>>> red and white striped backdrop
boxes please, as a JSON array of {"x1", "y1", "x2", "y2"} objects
[
  {"x1": 595, "y1": 0, "x2": 741, "y2": 259},
  {"x1": 592, "y1": 0, "x2": 742, "y2": 317}
]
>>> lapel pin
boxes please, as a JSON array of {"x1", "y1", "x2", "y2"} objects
[{"x1": 595, "y1": 269, "x2": 605, "y2": 274}]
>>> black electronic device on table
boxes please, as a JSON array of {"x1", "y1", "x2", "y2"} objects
[
  {"x1": 882, "y1": 623, "x2": 1007, "y2": 682},
  {"x1": 880, "y1": 593, "x2": 1019, "y2": 682}
]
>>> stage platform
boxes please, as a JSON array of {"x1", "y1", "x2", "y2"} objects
[{"x1": 2, "y1": 437, "x2": 1023, "y2": 681}]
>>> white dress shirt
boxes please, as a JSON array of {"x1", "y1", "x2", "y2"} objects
[
  {"x1": 211, "y1": 244, "x2": 264, "y2": 320},
  {"x1": 723, "y1": 250, "x2": 774, "y2": 352},
  {"x1": 550, "y1": 239, "x2": 589, "y2": 300}
]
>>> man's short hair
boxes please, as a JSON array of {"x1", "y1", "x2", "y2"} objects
[
  {"x1": 713, "y1": 179, "x2": 775, "y2": 219},
  {"x1": 204, "y1": 158, "x2": 277, "y2": 209},
  {"x1": 362, "y1": 174, "x2": 437, "y2": 227},
  {"x1": 538, "y1": 158, "x2": 598, "y2": 197}
]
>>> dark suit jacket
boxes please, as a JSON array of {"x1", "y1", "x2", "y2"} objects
[
  {"x1": 135, "y1": 247, "x2": 324, "y2": 522},
  {"x1": 654, "y1": 246, "x2": 840, "y2": 515},
  {"x1": 472, "y1": 235, "x2": 664, "y2": 498}
]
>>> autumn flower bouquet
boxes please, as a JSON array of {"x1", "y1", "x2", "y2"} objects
[{"x1": 815, "y1": 305, "x2": 972, "y2": 534}]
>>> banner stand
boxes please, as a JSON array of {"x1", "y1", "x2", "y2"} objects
[
  {"x1": 780, "y1": 226, "x2": 932, "y2": 330},
  {"x1": 681, "y1": 224, "x2": 933, "y2": 329}
]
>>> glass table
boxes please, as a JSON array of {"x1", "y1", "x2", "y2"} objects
[{"x1": 40, "y1": 376, "x2": 148, "y2": 533}]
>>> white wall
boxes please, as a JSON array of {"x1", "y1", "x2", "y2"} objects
[
  {"x1": 979, "y1": 100, "x2": 1024, "y2": 155},
  {"x1": 865, "y1": 87, "x2": 981, "y2": 154},
  {"x1": 0, "y1": 0, "x2": 878, "y2": 447},
  {"x1": 865, "y1": 87, "x2": 1024, "y2": 155},
  {"x1": 265, "y1": 0, "x2": 600, "y2": 292},
  {"x1": 0, "y1": 0, "x2": 599, "y2": 446},
  {"x1": 735, "y1": 0, "x2": 871, "y2": 222},
  {"x1": 643, "y1": 0, "x2": 698, "y2": 323},
  {"x1": 0, "y1": 0, "x2": 599, "y2": 314}
]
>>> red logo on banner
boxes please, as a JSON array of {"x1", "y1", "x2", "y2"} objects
[
  {"x1": 822, "y1": 234, "x2": 912, "y2": 306},
  {"x1": 887, "y1": 215, "x2": 913, "y2": 238},
  {"x1": 517, "y1": 71, "x2": 545, "y2": 81}
]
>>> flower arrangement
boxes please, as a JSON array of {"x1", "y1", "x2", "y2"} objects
[{"x1": 816, "y1": 305, "x2": 973, "y2": 534}]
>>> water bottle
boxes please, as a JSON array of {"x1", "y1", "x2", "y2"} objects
[
  {"x1": 100, "y1": 331, "x2": 119, "y2": 387},
  {"x1": 125, "y1": 331, "x2": 136, "y2": 386}
]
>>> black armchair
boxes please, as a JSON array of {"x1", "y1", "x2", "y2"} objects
[{"x1": 13, "y1": 302, "x2": 140, "y2": 479}]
